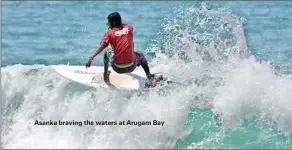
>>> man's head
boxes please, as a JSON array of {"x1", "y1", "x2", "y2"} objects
[{"x1": 107, "y1": 12, "x2": 122, "y2": 29}]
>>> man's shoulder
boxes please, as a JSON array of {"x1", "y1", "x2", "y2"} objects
[
  {"x1": 104, "y1": 29, "x2": 113, "y2": 35},
  {"x1": 123, "y1": 23, "x2": 133, "y2": 28}
]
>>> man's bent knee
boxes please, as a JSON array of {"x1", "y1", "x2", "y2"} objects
[{"x1": 134, "y1": 52, "x2": 146, "y2": 67}]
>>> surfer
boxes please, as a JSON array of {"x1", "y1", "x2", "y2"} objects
[{"x1": 85, "y1": 12, "x2": 161, "y2": 86}]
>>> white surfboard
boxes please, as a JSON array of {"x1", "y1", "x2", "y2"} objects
[{"x1": 51, "y1": 65, "x2": 149, "y2": 90}]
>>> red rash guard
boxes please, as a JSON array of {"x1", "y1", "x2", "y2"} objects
[{"x1": 100, "y1": 23, "x2": 138, "y2": 64}]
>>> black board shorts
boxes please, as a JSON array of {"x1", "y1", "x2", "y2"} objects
[{"x1": 107, "y1": 51, "x2": 144, "y2": 74}]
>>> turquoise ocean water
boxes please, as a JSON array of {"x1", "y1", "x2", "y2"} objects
[{"x1": 2, "y1": 1, "x2": 292, "y2": 149}]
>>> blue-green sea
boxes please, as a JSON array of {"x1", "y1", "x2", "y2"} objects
[{"x1": 2, "y1": 1, "x2": 292, "y2": 149}]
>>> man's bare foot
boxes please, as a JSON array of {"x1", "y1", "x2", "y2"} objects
[{"x1": 103, "y1": 70, "x2": 111, "y2": 83}]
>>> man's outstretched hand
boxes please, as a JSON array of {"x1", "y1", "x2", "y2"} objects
[{"x1": 85, "y1": 58, "x2": 93, "y2": 69}]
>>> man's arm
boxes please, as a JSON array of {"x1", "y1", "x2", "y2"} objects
[
  {"x1": 85, "y1": 43, "x2": 108, "y2": 69},
  {"x1": 89, "y1": 43, "x2": 108, "y2": 59},
  {"x1": 86, "y1": 31, "x2": 111, "y2": 69},
  {"x1": 90, "y1": 30, "x2": 111, "y2": 59}
]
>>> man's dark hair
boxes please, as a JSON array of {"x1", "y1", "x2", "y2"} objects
[{"x1": 107, "y1": 12, "x2": 122, "y2": 28}]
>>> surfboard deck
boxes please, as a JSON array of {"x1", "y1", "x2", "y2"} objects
[{"x1": 51, "y1": 65, "x2": 175, "y2": 90}]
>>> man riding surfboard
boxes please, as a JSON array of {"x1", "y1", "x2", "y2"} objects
[{"x1": 85, "y1": 12, "x2": 161, "y2": 87}]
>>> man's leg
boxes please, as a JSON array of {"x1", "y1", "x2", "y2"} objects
[
  {"x1": 135, "y1": 52, "x2": 153, "y2": 79},
  {"x1": 136, "y1": 52, "x2": 165, "y2": 87},
  {"x1": 103, "y1": 52, "x2": 111, "y2": 82}
]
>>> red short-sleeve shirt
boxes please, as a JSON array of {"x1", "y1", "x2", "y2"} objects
[{"x1": 100, "y1": 23, "x2": 138, "y2": 64}]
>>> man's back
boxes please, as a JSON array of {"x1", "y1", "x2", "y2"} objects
[{"x1": 101, "y1": 23, "x2": 136, "y2": 64}]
